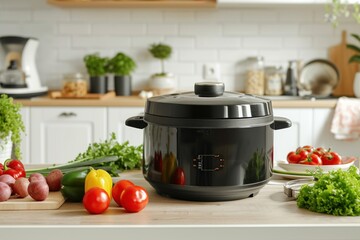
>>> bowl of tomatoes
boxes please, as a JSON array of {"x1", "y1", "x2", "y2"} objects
[{"x1": 277, "y1": 145, "x2": 357, "y2": 174}]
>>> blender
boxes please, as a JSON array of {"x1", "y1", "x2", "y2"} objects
[{"x1": 0, "y1": 36, "x2": 48, "y2": 98}]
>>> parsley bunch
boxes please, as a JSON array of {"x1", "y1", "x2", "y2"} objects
[
  {"x1": 71, "y1": 133, "x2": 143, "y2": 176},
  {"x1": 297, "y1": 166, "x2": 360, "y2": 216}
]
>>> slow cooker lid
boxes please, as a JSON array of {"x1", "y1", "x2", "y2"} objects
[{"x1": 145, "y1": 82, "x2": 273, "y2": 119}]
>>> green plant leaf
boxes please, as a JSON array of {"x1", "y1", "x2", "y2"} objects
[
  {"x1": 0, "y1": 94, "x2": 25, "y2": 159},
  {"x1": 83, "y1": 53, "x2": 108, "y2": 77},
  {"x1": 349, "y1": 55, "x2": 360, "y2": 63},
  {"x1": 347, "y1": 44, "x2": 360, "y2": 53},
  {"x1": 108, "y1": 53, "x2": 136, "y2": 76},
  {"x1": 351, "y1": 33, "x2": 360, "y2": 43},
  {"x1": 149, "y1": 43, "x2": 172, "y2": 60}
]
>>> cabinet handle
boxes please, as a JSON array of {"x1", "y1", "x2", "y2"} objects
[{"x1": 59, "y1": 112, "x2": 77, "y2": 117}]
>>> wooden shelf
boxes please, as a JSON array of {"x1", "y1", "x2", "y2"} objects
[{"x1": 47, "y1": 0, "x2": 217, "y2": 8}]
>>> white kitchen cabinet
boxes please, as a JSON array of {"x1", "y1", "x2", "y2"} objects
[
  {"x1": 30, "y1": 107, "x2": 107, "y2": 164},
  {"x1": 312, "y1": 108, "x2": 360, "y2": 157},
  {"x1": 108, "y1": 107, "x2": 144, "y2": 147},
  {"x1": 272, "y1": 108, "x2": 313, "y2": 162},
  {"x1": 19, "y1": 107, "x2": 30, "y2": 163}
]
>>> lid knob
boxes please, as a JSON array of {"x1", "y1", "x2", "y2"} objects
[{"x1": 194, "y1": 82, "x2": 224, "y2": 97}]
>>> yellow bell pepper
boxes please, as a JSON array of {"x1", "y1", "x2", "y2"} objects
[{"x1": 85, "y1": 168, "x2": 113, "y2": 199}]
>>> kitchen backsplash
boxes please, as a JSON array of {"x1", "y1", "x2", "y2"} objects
[{"x1": 0, "y1": 0, "x2": 358, "y2": 91}]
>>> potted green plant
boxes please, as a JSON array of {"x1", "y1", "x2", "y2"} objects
[
  {"x1": 108, "y1": 52, "x2": 136, "y2": 96},
  {"x1": 347, "y1": 33, "x2": 360, "y2": 97},
  {"x1": 83, "y1": 53, "x2": 109, "y2": 94},
  {"x1": 0, "y1": 94, "x2": 25, "y2": 161},
  {"x1": 148, "y1": 43, "x2": 176, "y2": 95}
]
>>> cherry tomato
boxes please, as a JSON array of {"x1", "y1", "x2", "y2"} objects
[
  {"x1": 112, "y1": 180, "x2": 134, "y2": 207},
  {"x1": 287, "y1": 150, "x2": 308, "y2": 164},
  {"x1": 0, "y1": 163, "x2": 3, "y2": 175},
  {"x1": 172, "y1": 167, "x2": 185, "y2": 185},
  {"x1": 83, "y1": 187, "x2": 110, "y2": 214},
  {"x1": 321, "y1": 151, "x2": 342, "y2": 165},
  {"x1": 299, "y1": 145, "x2": 314, "y2": 153},
  {"x1": 120, "y1": 185, "x2": 149, "y2": 213},
  {"x1": 298, "y1": 153, "x2": 322, "y2": 165},
  {"x1": 313, "y1": 147, "x2": 326, "y2": 157}
]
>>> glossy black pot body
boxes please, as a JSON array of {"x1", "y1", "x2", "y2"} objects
[
  {"x1": 126, "y1": 82, "x2": 291, "y2": 201},
  {"x1": 142, "y1": 123, "x2": 274, "y2": 201}
]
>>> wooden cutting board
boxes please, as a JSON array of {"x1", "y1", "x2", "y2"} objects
[
  {"x1": 49, "y1": 91, "x2": 115, "y2": 100},
  {"x1": 0, "y1": 192, "x2": 65, "y2": 211},
  {"x1": 328, "y1": 30, "x2": 360, "y2": 97}
]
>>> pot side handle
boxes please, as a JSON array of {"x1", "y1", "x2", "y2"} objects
[
  {"x1": 271, "y1": 116, "x2": 292, "y2": 130},
  {"x1": 125, "y1": 115, "x2": 148, "y2": 129}
]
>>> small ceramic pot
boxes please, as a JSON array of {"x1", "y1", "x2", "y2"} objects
[
  {"x1": 114, "y1": 75, "x2": 132, "y2": 96},
  {"x1": 149, "y1": 73, "x2": 176, "y2": 95},
  {"x1": 89, "y1": 76, "x2": 108, "y2": 94},
  {"x1": 0, "y1": 135, "x2": 12, "y2": 163}
]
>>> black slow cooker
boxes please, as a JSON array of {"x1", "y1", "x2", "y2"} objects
[{"x1": 126, "y1": 82, "x2": 291, "y2": 201}]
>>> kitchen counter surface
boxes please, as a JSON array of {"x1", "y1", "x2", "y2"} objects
[
  {"x1": 1, "y1": 171, "x2": 360, "y2": 240},
  {"x1": 14, "y1": 95, "x2": 339, "y2": 108}
]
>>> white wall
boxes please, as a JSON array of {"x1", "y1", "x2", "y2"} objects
[{"x1": 0, "y1": 0, "x2": 358, "y2": 91}]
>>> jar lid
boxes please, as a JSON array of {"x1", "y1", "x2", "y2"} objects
[{"x1": 144, "y1": 82, "x2": 273, "y2": 128}]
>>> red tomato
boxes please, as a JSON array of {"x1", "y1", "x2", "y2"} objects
[
  {"x1": 298, "y1": 153, "x2": 322, "y2": 165},
  {"x1": 112, "y1": 180, "x2": 134, "y2": 207},
  {"x1": 120, "y1": 185, "x2": 149, "y2": 213},
  {"x1": 172, "y1": 167, "x2": 185, "y2": 185},
  {"x1": 287, "y1": 150, "x2": 308, "y2": 164},
  {"x1": 321, "y1": 151, "x2": 342, "y2": 165},
  {"x1": 298, "y1": 145, "x2": 314, "y2": 153},
  {"x1": 313, "y1": 147, "x2": 326, "y2": 157},
  {"x1": 83, "y1": 187, "x2": 110, "y2": 214}
]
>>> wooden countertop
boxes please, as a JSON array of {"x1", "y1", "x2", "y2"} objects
[
  {"x1": 1, "y1": 171, "x2": 360, "y2": 240},
  {"x1": 14, "y1": 95, "x2": 338, "y2": 108}
]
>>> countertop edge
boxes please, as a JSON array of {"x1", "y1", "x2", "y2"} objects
[{"x1": 14, "y1": 97, "x2": 338, "y2": 108}]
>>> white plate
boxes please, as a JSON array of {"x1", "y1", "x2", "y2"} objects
[
  {"x1": 277, "y1": 156, "x2": 356, "y2": 174},
  {"x1": 272, "y1": 166, "x2": 314, "y2": 180},
  {"x1": 299, "y1": 59, "x2": 339, "y2": 97}
]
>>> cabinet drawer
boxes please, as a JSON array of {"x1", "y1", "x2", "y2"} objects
[{"x1": 30, "y1": 107, "x2": 107, "y2": 164}]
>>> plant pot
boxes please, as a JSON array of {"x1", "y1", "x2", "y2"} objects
[
  {"x1": 149, "y1": 73, "x2": 176, "y2": 95},
  {"x1": 114, "y1": 75, "x2": 132, "y2": 96},
  {"x1": 0, "y1": 135, "x2": 12, "y2": 163},
  {"x1": 89, "y1": 76, "x2": 108, "y2": 94},
  {"x1": 353, "y1": 72, "x2": 360, "y2": 98}
]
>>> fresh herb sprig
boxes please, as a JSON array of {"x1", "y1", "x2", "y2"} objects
[
  {"x1": 26, "y1": 133, "x2": 142, "y2": 177},
  {"x1": 71, "y1": 133, "x2": 142, "y2": 176}
]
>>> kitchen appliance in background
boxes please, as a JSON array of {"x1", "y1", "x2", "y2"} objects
[
  {"x1": 0, "y1": 36, "x2": 48, "y2": 98},
  {"x1": 284, "y1": 60, "x2": 298, "y2": 96},
  {"x1": 126, "y1": 82, "x2": 292, "y2": 201}
]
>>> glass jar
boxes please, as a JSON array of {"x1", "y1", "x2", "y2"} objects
[
  {"x1": 265, "y1": 66, "x2": 283, "y2": 96},
  {"x1": 245, "y1": 56, "x2": 265, "y2": 95},
  {"x1": 62, "y1": 73, "x2": 87, "y2": 97}
]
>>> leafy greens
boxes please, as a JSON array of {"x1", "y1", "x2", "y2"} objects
[{"x1": 297, "y1": 166, "x2": 360, "y2": 216}]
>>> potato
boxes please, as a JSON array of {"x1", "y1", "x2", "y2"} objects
[
  {"x1": 28, "y1": 180, "x2": 49, "y2": 201},
  {"x1": 29, "y1": 173, "x2": 46, "y2": 183},
  {"x1": 0, "y1": 174, "x2": 16, "y2": 186},
  {"x1": 45, "y1": 169, "x2": 63, "y2": 191},
  {"x1": 0, "y1": 174, "x2": 16, "y2": 193},
  {"x1": 13, "y1": 177, "x2": 30, "y2": 198},
  {"x1": 0, "y1": 182, "x2": 11, "y2": 202}
]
